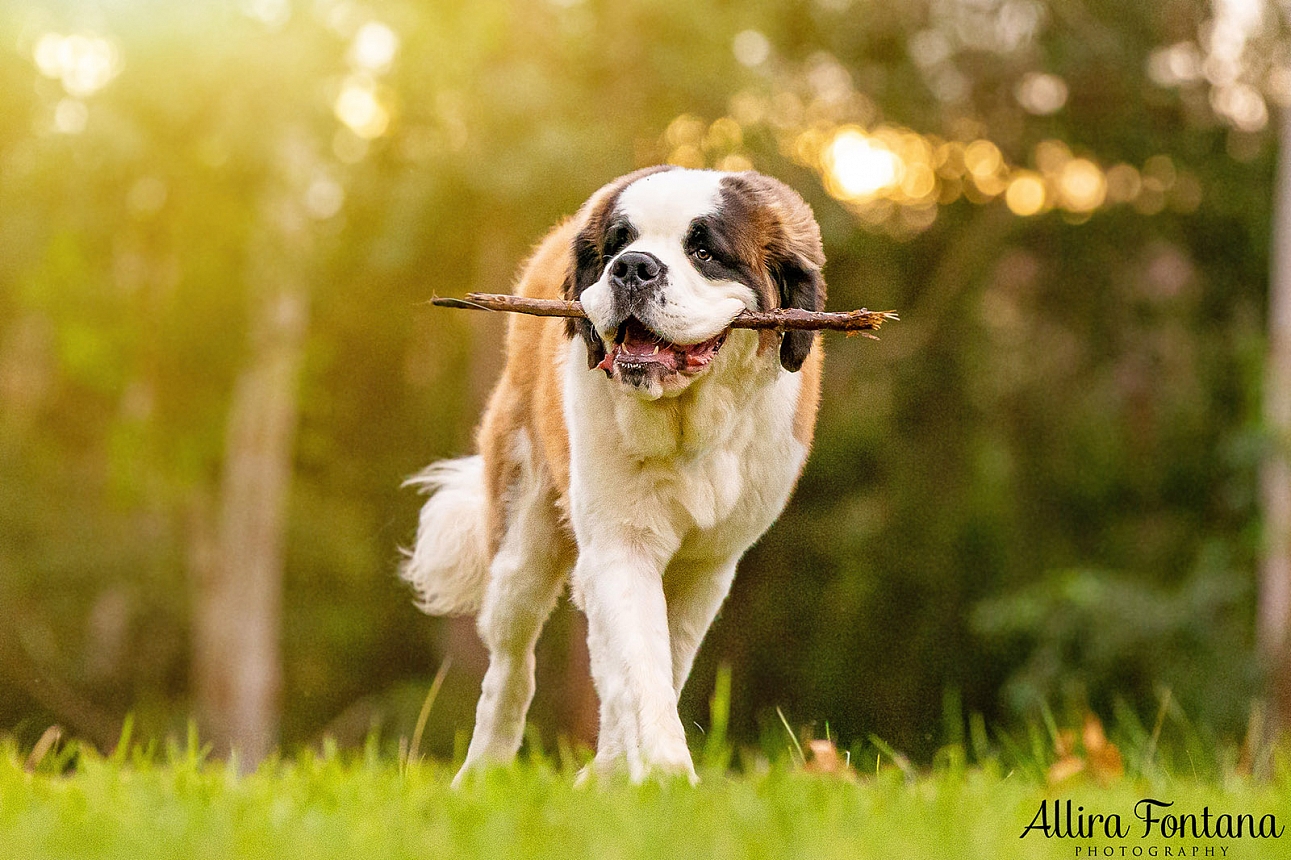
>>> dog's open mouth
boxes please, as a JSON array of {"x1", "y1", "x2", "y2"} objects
[{"x1": 595, "y1": 317, "x2": 727, "y2": 378}]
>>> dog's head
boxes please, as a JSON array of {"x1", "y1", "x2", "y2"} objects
[{"x1": 565, "y1": 167, "x2": 826, "y2": 399}]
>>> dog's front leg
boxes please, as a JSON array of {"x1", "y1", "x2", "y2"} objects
[{"x1": 575, "y1": 541, "x2": 696, "y2": 783}]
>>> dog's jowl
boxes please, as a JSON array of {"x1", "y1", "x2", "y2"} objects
[{"x1": 403, "y1": 166, "x2": 827, "y2": 784}]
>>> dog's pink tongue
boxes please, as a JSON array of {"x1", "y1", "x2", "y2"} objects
[
  {"x1": 596, "y1": 351, "x2": 615, "y2": 375},
  {"x1": 678, "y1": 333, "x2": 722, "y2": 370}
]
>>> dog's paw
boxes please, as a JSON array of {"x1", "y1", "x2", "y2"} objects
[
  {"x1": 640, "y1": 742, "x2": 699, "y2": 785},
  {"x1": 449, "y1": 762, "x2": 472, "y2": 789}
]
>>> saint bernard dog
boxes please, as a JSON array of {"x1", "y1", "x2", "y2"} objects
[{"x1": 403, "y1": 165, "x2": 826, "y2": 784}]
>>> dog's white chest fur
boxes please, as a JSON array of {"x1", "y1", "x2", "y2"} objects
[{"x1": 564, "y1": 330, "x2": 806, "y2": 561}]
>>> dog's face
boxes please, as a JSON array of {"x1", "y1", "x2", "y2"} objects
[{"x1": 566, "y1": 167, "x2": 826, "y2": 399}]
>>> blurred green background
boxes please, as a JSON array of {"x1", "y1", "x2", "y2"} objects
[{"x1": 1, "y1": 0, "x2": 1285, "y2": 763}]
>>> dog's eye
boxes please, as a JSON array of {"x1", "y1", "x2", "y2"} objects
[
  {"x1": 693, "y1": 247, "x2": 712, "y2": 262},
  {"x1": 605, "y1": 225, "x2": 631, "y2": 255}
]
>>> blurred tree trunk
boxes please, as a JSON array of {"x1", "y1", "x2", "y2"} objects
[
  {"x1": 192, "y1": 197, "x2": 310, "y2": 767},
  {"x1": 1260, "y1": 106, "x2": 1291, "y2": 735}
]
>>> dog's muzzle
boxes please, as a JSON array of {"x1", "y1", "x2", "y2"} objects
[{"x1": 605, "y1": 251, "x2": 667, "y2": 329}]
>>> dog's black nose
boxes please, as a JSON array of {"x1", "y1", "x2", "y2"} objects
[{"x1": 609, "y1": 251, "x2": 665, "y2": 292}]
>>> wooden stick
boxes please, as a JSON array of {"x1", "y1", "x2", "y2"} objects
[{"x1": 431, "y1": 293, "x2": 898, "y2": 334}]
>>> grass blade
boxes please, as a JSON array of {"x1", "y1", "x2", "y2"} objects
[
  {"x1": 407, "y1": 656, "x2": 452, "y2": 772},
  {"x1": 703, "y1": 663, "x2": 732, "y2": 770},
  {"x1": 776, "y1": 707, "x2": 806, "y2": 766}
]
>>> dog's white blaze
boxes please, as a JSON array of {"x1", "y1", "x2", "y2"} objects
[{"x1": 614, "y1": 169, "x2": 724, "y2": 237}]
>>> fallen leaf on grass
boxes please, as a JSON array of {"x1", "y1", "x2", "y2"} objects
[
  {"x1": 1046, "y1": 713, "x2": 1122, "y2": 787},
  {"x1": 24, "y1": 725, "x2": 62, "y2": 773},
  {"x1": 803, "y1": 739, "x2": 855, "y2": 779}
]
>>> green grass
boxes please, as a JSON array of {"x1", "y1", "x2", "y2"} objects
[{"x1": 4, "y1": 733, "x2": 1291, "y2": 860}]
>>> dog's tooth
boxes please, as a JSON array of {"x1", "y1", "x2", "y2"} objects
[{"x1": 653, "y1": 345, "x2": 659, "y2": 355}]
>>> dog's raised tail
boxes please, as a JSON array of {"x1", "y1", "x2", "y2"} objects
[{"x1": 400, "y1": 455, "x2": 490, "y2": 615}]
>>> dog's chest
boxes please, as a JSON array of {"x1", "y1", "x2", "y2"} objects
[
  {"x1": 610, "y1": 364, "x2": 806, "y2": 543},
  {"x1": 563, "y1": 336, "x2": 811, "y2": 556}
]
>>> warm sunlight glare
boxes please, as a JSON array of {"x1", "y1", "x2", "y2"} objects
[
  {"x1": 334, "y1": 77, "x2": 389, "y2": 139},
  {"x1": 826, "y1": 128, "x2": 902, "y2": 200},
  {"x1": 351, "y1": 21, "x2": 399, "y2": 73},
  {"x1": 32, "y1": 32, "x2": 120, "y2": 98}
]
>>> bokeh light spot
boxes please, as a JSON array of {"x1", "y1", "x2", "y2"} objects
[
  {"x1": 703, "y1": 117, "x2": 743, "y2": 152},
  {"x1": 334, "y1": 77, "x2": 390, "y2": 139},
  {"x1": 665, "y1": 114, "x2": 706, "y2": 148},
  {"x1": 1005, "y1": 171, "x2": 1046, "y2": 216},
  {"x1": 1211, "y1": 83, "x2": 1268, "y2": 132},
  {"x1": 667, "y1": 145, "x2": 704, "y2": 168},
  {"x1": 127, "y1": 177, "x2": 168, "y2": 217},
  {"x1": 1105, "y1": 164, "x2": 1142, "y2": 204},
  {"x1": 1058, "y1": 159, "x2": 1107, "y2": 212},
  {"x1": 1015, "y1": 72, "x2": 1068, "y2": 115},
  {"x1": 33, "y1": 32, "x2": 121, "y2": 98},
  {"x1": 1034, "y1": 139, "x2": 1072, "y2": 175},
  {"x1": 825, "y1": 128, "x2": 902, "y2": 200},
  {"x1": 964, "y1": 140, "x2": 1002, "y2": 178},
  {"x1": 351, "y1": 21, "x2": 399, "y2": 73},
  {"x1": 53, "y1": 98, "x2": 88, "y2": 134},
  {"x1": 1148, "y1": 42, "x2": 1202, "y2": 87},
  {"x1": 899, "y1": 162, "x2": 936, "y2": 200},
  {"x1": 240, "y1": 0, "x2": 291, "y2": 29},
  {"x1": 717, "y1": 153, "x2": 754, "y2": 172},
  {"x1": 1143, "y1": 155, "x2": 1177, "y2": 190},
  {"x1": 304, "y1": 175, "x2": 345, "y2": 220},
  {"x1": 733, "y1": 30, "x2": 771, "y2": 67}
]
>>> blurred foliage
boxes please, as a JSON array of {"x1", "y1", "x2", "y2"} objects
[
  {"x1": 972, "y1": 560, "x2": 1254, "y2": 725},
  {"x1": 0, "y1": 0, "x2": 1279, "y2": 759}
]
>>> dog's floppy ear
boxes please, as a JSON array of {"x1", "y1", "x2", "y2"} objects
[
  {"x1": 770, "y1": 254, "x2": 825, "y2": 372},
  {"x1": 564, "y1": 165, "x2": 677, "y2": 370},
  {"x1": 565, "y1": 218, "x2": 607, "y2": 369},
  {"x1": 753, "y1": 175, "x2": 826, "y2": 373}
]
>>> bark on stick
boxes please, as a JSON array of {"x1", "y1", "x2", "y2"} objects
[{"x1": 431, "y1": 293, "x2": 898, "y2": 334}]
